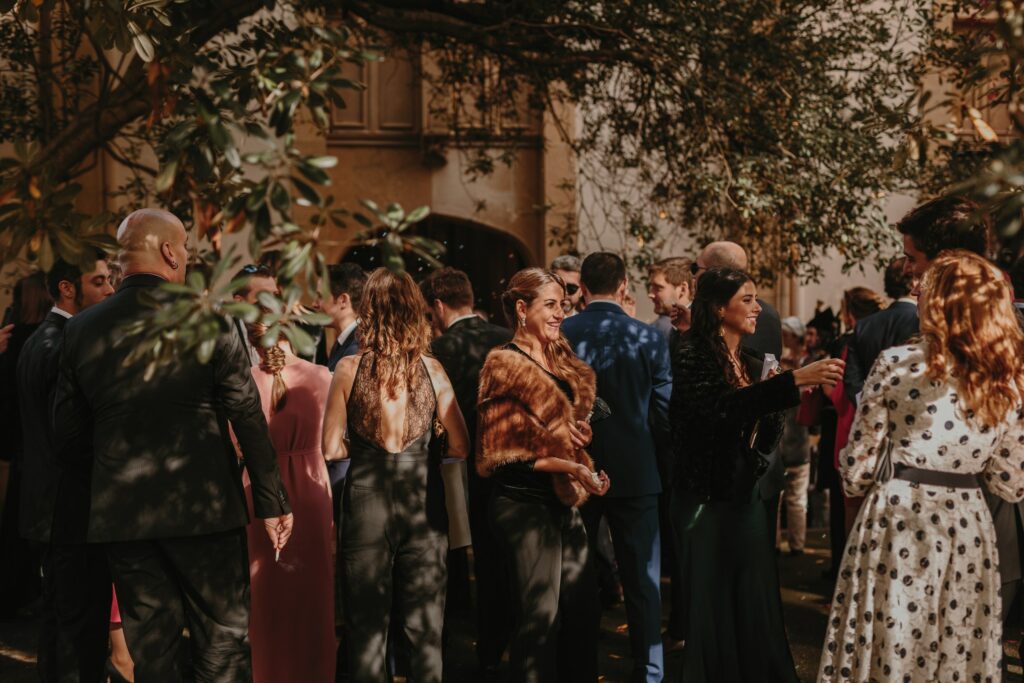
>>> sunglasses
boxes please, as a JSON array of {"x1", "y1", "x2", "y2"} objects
[
  {"x1": 565, "y1": 283, "x2": 580, "y2": 295},
  {"x1": 690, "y1": 262, "x2": 706, "y2": 276}
]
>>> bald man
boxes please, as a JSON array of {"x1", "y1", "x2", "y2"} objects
[
  {"x1": 693, "y1": 241, "x2": 782, "y2": 360},
  {"x1": 53, "y1": 208, "x2": 292, "y2": 681}
]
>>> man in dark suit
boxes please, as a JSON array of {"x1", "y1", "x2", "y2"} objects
[
  {"x1": 842, "y1": 258, "x2": 918, "y2": 401},
  {"x1": 316, "y1": 262, "x2": 365, "y2": 372},
  {"x1": 53, "y1": 208, "x2": 293, "y2": 681},
  {"x1": 562, "y1": 252, "x2": 671, "y2": 683},
  {"x1": 420, "y1": 267, "x2": 512, "y2": 675},
  {"x1": 885, "y1": 196, "x2": 1024, "y2": 626},
  {"x1": 17, "y1": 255, "x2": 114, "y2": 681}
]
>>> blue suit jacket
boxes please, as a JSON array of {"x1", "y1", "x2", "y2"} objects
[
  {"x1": 561, "y1": 301, "x2": 672, "y2": 498},
  {"x1": 326, "y1": 326, "x2": 360, "y2": 486}
]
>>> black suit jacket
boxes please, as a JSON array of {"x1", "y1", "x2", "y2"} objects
[
  {"x1": 327, "y1": 326, "x2": 360, "y2": 373},
  {"x1": 429, "y1": 316, "x2": 512, "y2": 452},
  {"x1": 843, "y1": 300, "x2": 919, "y2": 403},
  {"x1": 742, "y1": 300, "x2": 786, "y2": 500},
  {"x1": 53, "y1": 274, "x2": 290, "y2": 543},
  {"x1": 325, "y1": 325, "x2": 361, "y2": 487},
  {"x1": 15, "y1": 311, "x2": 66, "y2": 542},
  {"x1": 744, "y1": 299, "x2": 783, "y2": 361}
]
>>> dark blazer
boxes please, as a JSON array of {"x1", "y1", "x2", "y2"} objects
[
  {"x1": 14, "y1": 311, "x2": 66, "y2": 542},
  {"x1": 326, "y1": 325, "x2": 360, "y2": 373},
  {"x1": 843, "y1": 300, "x2": 918, "y2": 402},
  {"x1": 744, "y1": 299, "x2": 783, "y2": 361},
  {"x1": 561, "y1": 301, "x2": 672, "y2": 498},
  {"x1": 53, "y1": 274, "x2": 290, "y2": 543},
  {"x1": 742, "y1": 300, "x2": 786, "y2": 500},
  {"x1": 671, "y1": 338, "x2": 800, "y2": 502},
  {"x1": 325, "y1": 324, "x2": 361, "y2": 488},
  {"x1": 429, "y1": 316, "x2": 511, "y2": 450}
]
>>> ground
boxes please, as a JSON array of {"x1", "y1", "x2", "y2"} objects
[{"x1": 1, "y1": 528, "x2": 1021, "y2": 682}]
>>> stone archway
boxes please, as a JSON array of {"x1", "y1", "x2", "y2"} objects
[{"x1": 342, "y1": 214, "x2": 533, "y2": 323}]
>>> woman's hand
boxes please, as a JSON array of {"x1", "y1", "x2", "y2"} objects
[
  {"x1": 573, "y1": 463, "x2": 610, "y2": 496},
  {"x1": 569, "y1": 419, "x2": 593, "y2": 449},
  {"x1": 792, "y1": 357, "x2": 846, "y2": 389}
]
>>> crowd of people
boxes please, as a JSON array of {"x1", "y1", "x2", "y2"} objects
[{"x1": 0, "y1": 194, "x2": 1023, "y2": 683}]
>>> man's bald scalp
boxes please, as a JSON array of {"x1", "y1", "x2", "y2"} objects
[
  {"x1": 117, "y1": 208, "x2": 185, "y2": 254},
  {"x1": 700, "y1": 241, "x2": 748, "y2": 270}
]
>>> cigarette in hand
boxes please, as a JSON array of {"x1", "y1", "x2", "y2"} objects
[{"x1": 275, "y1": 549, "x2": 280, "y2": 563}]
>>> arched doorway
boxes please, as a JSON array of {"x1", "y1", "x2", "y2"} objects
[{"x1": 342, "y1": 215, "x2": 532, "y2": 322}]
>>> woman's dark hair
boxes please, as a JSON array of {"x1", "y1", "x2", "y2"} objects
[
  {"x1": 13, "y1": 271, "x2": 53, "y2": 326},
  {"x1": 691, "y1": 267, "x2": 754, "y2": 387}
]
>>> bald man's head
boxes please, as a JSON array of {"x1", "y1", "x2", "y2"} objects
[
  {"x1": 117, "y1": 208, "x2": 189, "y2": 283},
  {"x1": 699, "y1": 241, "x2": 748, "y2": 271}
]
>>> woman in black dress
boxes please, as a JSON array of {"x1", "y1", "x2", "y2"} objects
[{"x1": 671, "y1": 268, "x2": 844, "y2": 682}]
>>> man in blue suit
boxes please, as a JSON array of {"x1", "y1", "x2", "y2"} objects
[{"x1": 561, "y1": 252, "x2": 671, "y2": 683}]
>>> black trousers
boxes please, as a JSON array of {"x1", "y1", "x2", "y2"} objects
[
  {"x1": 106, "y1": 529, "x2": 252, "y2": 683},
  {"x1": 490, "y1": 491, "x2": 599, "y2": 683},
  {"x1": 43, "y1": 542, "x2": 111, "y2": 683},
  {"x1": 468, "y1": 475, "x2": 511, "y2": 670},
  {"x1": 339, "y1": 453, "x2": 447, "y2": 683}
]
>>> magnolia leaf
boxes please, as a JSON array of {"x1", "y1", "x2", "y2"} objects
[
  {"x1": 305, "y1": 156, "x2": 338, "y2": 169},
  {"x1": 155, "y1": 158, "x2": 179, "y2": 193}
]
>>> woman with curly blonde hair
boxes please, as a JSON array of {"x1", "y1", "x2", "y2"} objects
[
  {"x1": 322, "y1": 267, "x2": 469, "y2": 683},
  {"x1": 819, "y1": 250, "x2": 1024, "y2": 682}
]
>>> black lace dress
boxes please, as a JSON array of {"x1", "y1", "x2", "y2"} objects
[{"x1": 339, "y1": 352, "x2": 447, "y2": 683}]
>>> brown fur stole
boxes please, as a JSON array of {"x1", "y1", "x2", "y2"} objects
[{"x1": 476, "y1": 347, "x2": 597, "y2": 507}]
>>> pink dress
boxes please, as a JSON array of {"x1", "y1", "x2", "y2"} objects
[{"x1": 244, "y1": 359, "x2": 335, "y2": 683}]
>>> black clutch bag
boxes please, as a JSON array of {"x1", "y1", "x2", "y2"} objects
[{"x1": 588, "y1": 397, "x2": 612, "y2": 423}]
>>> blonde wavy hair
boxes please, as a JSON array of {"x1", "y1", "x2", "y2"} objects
[
  {"x1": 501, "y1": 267, "x2": 590, "y2": 393},
  {"x1": 357, "y1": 268, "x2": 433, "y2": 399},
  {"x1": 918, "y1": 250, "x2": 1024, "y2": 429}
]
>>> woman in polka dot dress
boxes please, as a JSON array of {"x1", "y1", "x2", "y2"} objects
[{"x1": 819, "y1": 251, "x2": 1024, "y2": 683}]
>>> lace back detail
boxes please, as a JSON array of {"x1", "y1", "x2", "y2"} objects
[{"x1": 348, "y1": 352, "x2": 436, "y2": 452}]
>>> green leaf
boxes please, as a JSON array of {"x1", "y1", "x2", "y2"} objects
[
  {"x1": 270, "y1": 182, "x2": 290, "y2": 213},
  {"x1": 405, "y1": 205, "x2": 430, "y2": 224},
  {"x1": 155, "y1": 159, "x2": 179, "y2": 193},
  {"x1": 305, "y1": 156, "x2": 338, "y2": 169},
  {"x1": 282, "y1": 324, "x2": 316, "y2": 357},
  {"x1": 297, "y1": 163, "x2": 331, "y2": 186},
  {"x1": 291, "y1": 176, "x2": 321, "y2": 207}
]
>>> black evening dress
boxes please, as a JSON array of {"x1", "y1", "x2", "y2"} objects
[{"x1": 670, "y1": 338, "x2": 802, "y2": 683}]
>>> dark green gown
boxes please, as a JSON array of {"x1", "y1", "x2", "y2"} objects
[
  {"x1": 670, "y1": 339, "x2": 802, "y2": 682},
  {"x1": 672, "y1": 491, "x2": 799, "y2": 682}
]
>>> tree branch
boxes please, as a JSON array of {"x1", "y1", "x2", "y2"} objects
[{"x1": 36, "y1": 0, "x2": 265, "y2": 181}]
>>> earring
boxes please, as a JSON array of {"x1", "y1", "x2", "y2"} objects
[
  {"x1": 519, "y1": 316, "x2": 526, "y2": 327},
  {"x1": 170, "y1": 261, "x2": 179, "y2": 270}
]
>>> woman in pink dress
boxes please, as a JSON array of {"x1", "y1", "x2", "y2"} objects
[{"x1": 243, "y1": 324, "x2": 335, "y2": 683}]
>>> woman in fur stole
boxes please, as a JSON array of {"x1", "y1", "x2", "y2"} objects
[{"x1": 476, "y1": 267, "x2": 610, "y2": 683}]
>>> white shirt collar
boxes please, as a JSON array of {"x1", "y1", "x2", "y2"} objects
[
  {"x1": 447, "y1": 313, "x2": 478, "y2": 329},
  {"x1": 50, "y1": 306, "x2": 73, "y2": 320},
  {"x1": 897, "y1": 297, "x2": 917, "y2": 306},
  {"x1": 337, "y1": 319, "x2": 359, "y2": 347}
]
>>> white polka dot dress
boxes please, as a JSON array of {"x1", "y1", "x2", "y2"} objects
[{"x1": 818, "y1": 344, "x2": 1024, "y2": 683}]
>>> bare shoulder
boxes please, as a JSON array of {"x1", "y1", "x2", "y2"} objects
[{"x1": 423, "y1": 355, "x2": 452, "y2": 384}]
